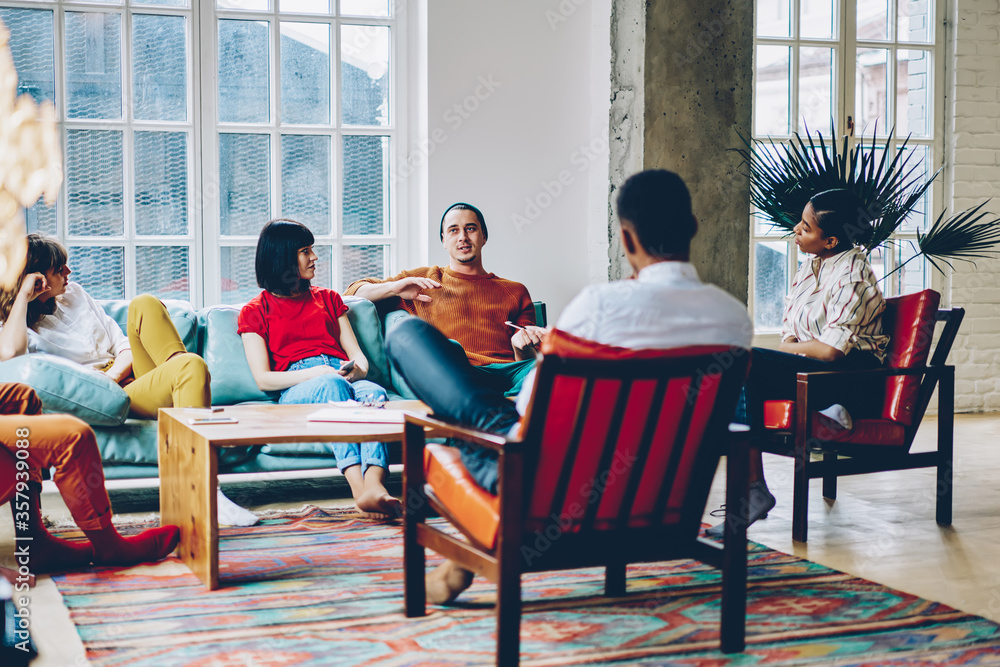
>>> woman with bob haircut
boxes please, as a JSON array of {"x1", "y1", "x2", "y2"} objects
[
  {"x1": 238, "y1": 219, "x2": 400, "y2": 517},
  {"x1": 706, "y1": 188, "x2": 889, "y2": 538},
  {"x1": 0, "y1": 234, "x2": 260, "y2": 528}
]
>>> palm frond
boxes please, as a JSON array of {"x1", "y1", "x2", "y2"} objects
[
  {"x1": 917, "y1": 201, "x2": 1000, "y2": 270},
  {"x1": 736, "y1": 125, "x2": 942, "y2": 252}
]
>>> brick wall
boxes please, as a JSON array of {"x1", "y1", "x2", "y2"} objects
[{"x1": 947, "y1": 0, "x2": 1000, "y2": 411}]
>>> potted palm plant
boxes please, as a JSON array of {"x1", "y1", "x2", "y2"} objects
[{"x1": 737, "y1": 126, "x2": 1000, "y2": 278}]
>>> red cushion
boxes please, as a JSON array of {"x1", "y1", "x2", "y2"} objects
[
  {"x1": 763, "y1": 400, "x2": 905, "y2": 446},
  {"x1": 881, "y1": 289, "x2": 940, "y2": 425},
  {"x1": 424, "y1": 444, "x2": 500, "y2": 550}
]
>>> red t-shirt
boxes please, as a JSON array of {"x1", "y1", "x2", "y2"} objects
[{"x1": 237, "y1": 287, "x2": 350, "y2": 372}]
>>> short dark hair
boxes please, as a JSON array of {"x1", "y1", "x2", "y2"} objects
[
  {"x1": 439, "y1": 202, "x2": 487, "y2": 241},
  {"x1": 255, "y1": 219, "x2": 315, "y2": 296},
  {"x1": 808, "y1": 189, "x2": 875, "y2": 251},
  {"x1": 615, "y1": 170, "x2": 697, "y2": 257}
]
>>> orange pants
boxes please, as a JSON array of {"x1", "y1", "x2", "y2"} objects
[{"x1": 0, "y1": 383, "x2": 113, "y2": 530}]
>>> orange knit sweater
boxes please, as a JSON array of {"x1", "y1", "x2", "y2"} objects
[{"x1": 345, "y1": 267, "x2": 536, "y2": 366}]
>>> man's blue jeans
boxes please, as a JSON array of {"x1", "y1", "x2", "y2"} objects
[
  {"x1": 385, "y1": 319, "x2": 525, "y2": 494},
  {"x1": 279, "y1": 354, "x2": 389, "y2": 474}
]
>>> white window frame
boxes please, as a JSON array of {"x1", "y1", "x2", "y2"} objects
[
  {"x1": 6, "y1": 0, "x2": 410, "y2": 308},
  {"x1": 750, "y1": 0, "x2": 946, "y2": 341}
]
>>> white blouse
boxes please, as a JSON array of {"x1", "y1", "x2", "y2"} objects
[
  {"x1": 782, "y1": 246, "x2": 889, "y2": 361},
  {"x1": 25, "y1": 282, "x2": 130, "y2": 369}
]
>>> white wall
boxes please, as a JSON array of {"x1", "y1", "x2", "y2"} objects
[
  {"x1": 421, "y1": 0, "x2": 612, "y2": 322},
  {"x1": 946, "y1": 0, "x2": 1000, "y2": 411}
]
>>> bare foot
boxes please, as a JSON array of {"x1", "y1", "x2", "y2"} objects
[
  {"x1": 356, "y1": 488, "x2": 402, "y2": 518},
  {"x1": 426, "y1": 560, "x2": 474, "y2": 604}
]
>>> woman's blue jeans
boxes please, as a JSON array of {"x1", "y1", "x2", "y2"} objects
[{"x1": 278, "y1": 354, "x2": 389, "y2": 474}]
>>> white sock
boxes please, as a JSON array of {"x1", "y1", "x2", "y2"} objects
[
  {"x1": 217, "y1": 488, "x2": 259, "y2": 527},
  {"x1": 818, "y1": 404, "x2": 853, "y2": 430}
]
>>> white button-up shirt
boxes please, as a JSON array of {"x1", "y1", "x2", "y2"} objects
[
  {"x1": 25, "y1": 282, "x2": 130, "y2": 369},
  {"x1": 516, "y1": 261, "x2": 753, "y2": 413}
]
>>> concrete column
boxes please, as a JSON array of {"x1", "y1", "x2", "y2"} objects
[{"x1": 609, "y1": 0, "x2": 753, "y2": 301}]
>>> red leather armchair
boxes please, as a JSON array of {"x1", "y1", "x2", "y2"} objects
[
  {"x1": 755, "y1": 289, "x2": 964, "y2": 542},
  {"x1": 402, "y1": 334, "x2": 752, "y2": 666}
]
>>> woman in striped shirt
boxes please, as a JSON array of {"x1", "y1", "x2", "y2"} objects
[{"x1": 707, "y1": 188, "x2": 889, "y2": 538}]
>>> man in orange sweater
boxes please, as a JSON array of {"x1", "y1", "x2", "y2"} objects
[{"x1": 344, "y1": 203, "x2": 546, "y2": 396}]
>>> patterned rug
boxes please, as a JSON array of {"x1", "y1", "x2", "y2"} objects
[{"x1": 51, "y1": 506, "x2": 1000, "y2": 666}]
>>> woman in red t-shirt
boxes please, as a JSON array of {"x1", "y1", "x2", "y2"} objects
[{"x1": 238, "y1": 219, "x2": 399, "y2": 517}]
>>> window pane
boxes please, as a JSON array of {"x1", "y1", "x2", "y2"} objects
[
  {"x1": 754, "y1": 241, "x2": 788, "y2": 329},
  {"x1": 341, "y1": 25, "x2": 389, "y2": 126},
  {"x1": 856, "y1": 48, "x2": 890, "y2": 136},
  {"x1": 756, "y1": 0, "x2": 790, "y2": 37},
  {"x1": 342, "y1": 135, "x2": 388, "y2": 235},
  {"x1": 220, "y1": 133, "x2": 271, "y2": 236},
  {"x1": 280, "y1": 22, "x2": 330, "y2": 124},
  {"x1": 311, "y1": 244, "x2": 333, "y2": 288},
  {"x1": 65, "y1": 12, "x2": 122, "y2": 120},
  {"x1": 857, "y1": 0, "x2": 890, "y2": 40},
  {"x1": 134, "y1": 0, "x2": 188, "y2": 7},
  {"x1": 25, "y1": 198, "x2": 57, "y2": 236},
  {"x1": 218, "y1": 19, "x2": 270, "y2": 123},
  {"x1": 218, "y1": 0, "x2": 270, "y2": 10},
  {"x1": 898, "y1": 0, "x2": 931, "y2": 43},
  {"x1": 133, "y1": 14, "x2": 188, "y2": 122},
  {"x1": 892, "y1": 242, "x2": 926, "y2": 295},
  {"x1": 220, "y1": 246, "x2": 259, "y2": 304},
  {"x1": 868, "y1": 245, "x2": 888, "y2": 284},
  {"x1": 67, "y1": 130, "x2": 124, "y2": 237},
  {"x1": 135, "y1": 131, "x2": 189, "y2": 236},
  {"x1": 282, "y1": 135, "x2": 331, "y2": 233},
  {"x1": 282, "y1": 0, "x2": 330, "y2": 12},
  {"x1": 342, "y1": 244, "x2": 386, "y2": 287},
  {"x1": 800, "y1": 0, "x2": 835, "y2": 39},
  {"x1": 755, "y1": 45, "x2": 790, "y2": 136},
  {"x1": 798, "y1": 47, "x2": 834, "y2": 133},
  {"x1": 896, "y1": 143, "x2": 930, "y2": 232},
  {"x1": 0, "y1": 7, "x2": 54, "y2": 104},
  {"x1": 340, "y1": 0, "x2": 389, "y2": 17},
  {"x1": 137, "y1": 246, "x2": 190, "y2": 299},
  {"x1": 69, "y1": 246, "x2": 124, "y2": 300},
  {"x1": 896, "y1": 49, "x2": 930, "y2": 138}
]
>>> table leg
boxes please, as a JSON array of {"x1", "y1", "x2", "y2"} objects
[{"x1": 158, "y1": 415, "x2": 219, "y2": 589}]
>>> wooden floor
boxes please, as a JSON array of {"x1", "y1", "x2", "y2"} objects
[{"x1": 5, "y1": 412, "x2": 1000, "y2": 666}]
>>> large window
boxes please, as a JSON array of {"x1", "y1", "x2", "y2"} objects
[
  {"x1": 751, "y1": 0, "x2": 943, "y2": 330},
  {"x1": 1, "y1": 0, "x2": 403, "y2": 305}
]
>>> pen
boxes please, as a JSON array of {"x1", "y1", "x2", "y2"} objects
[{"x1": 504, "y1": 321, "x2": 525, "y2": 331}]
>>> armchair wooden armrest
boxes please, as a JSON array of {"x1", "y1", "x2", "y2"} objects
[{"x1": 402, "y1": 412, "x2": 521, "y2": 452}]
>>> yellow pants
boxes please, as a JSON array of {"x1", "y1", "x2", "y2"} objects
[{"x1": 123, "y1": 294, "x2": 211, "y2": 418}]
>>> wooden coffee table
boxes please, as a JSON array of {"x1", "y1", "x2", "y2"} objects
[{"x1": 157, "y1": 402, "x2": 433, "y2": 589}]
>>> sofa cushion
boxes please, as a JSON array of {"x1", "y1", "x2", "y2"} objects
[
  {"x1": 0, "y1": 354, "x2": 130, "y2": 426},
  {"x1": 100, "y1": 299, "x2": 199, "y2": 352},
  {"x1": 384, "y1": 309, "x2": 419, "y2": 400},
  {"x1": 881, "y1": 289, "x2": 940, "y2": 426},
  {"x1": 344, "y1": 296, "x2": 393, "y2": 394},
  {"x1": 201, "y1": 306, "x2": 276, "y2": 405}
]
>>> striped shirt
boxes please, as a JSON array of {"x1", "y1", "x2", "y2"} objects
[{"x1": 782, "y1": 246, "x2": 889, "y2": 361}]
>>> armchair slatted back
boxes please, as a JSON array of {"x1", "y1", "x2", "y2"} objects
[
  {"x1": 518, "y1": 342, "x2": 749, "y2": 538},
  {"x1": 880, "y1": 289, "x2": 941, "y2": 426}
]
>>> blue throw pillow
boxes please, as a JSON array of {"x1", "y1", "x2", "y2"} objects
[{"x1": 0, "y1": 354, "x2": 130, "y2": 426}]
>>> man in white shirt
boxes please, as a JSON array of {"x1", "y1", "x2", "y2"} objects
[{"x1": 386, "y1": 169, "x2": 753, "y2": 604}]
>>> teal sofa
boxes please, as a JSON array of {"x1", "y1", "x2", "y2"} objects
[{"x1": 0, "y1": 296, "x2": 419, "y2": 479}]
